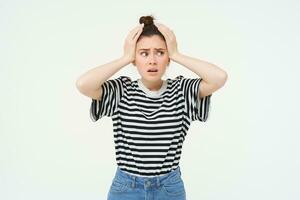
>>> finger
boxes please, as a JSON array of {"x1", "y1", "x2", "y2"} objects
[
  {"x1": 128, "y1": 25, "x2": 142, "y2": 40},
  {"x1": 132, "y1": 26, "x2": 144, "y2": 41},
  {"x1": 161, "y1": 27, "x2": 174, "y2": 41},
  {"x1": 155, "y1": 23, "x2": 171, "y2": 40},
  {"x1": 155, "y1": 23, "x2": 167, "y2": 36},
  {"x1": 131, "y1": 24, "x2": 143, "y2": 34},
  {"x1": 156, "y1": 23, "x2": 174, "y2": 35},
  {"x1": 155, "y1": 23, "x2": 171, "y2": 35},
  {"x1": 132, "y1": 24, "x2": 144, "y2": 40},
  {"x1": 126, "y1": 24, "x2": 144, "y2": 40}
]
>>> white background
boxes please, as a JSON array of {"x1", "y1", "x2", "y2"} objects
[{"x1": 1, "y1": 0, "x2": 299, "y2": 199}]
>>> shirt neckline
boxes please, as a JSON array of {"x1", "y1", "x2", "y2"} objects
[{"x1": 137, "y1": 79, "x2": 168, "y2": 98}]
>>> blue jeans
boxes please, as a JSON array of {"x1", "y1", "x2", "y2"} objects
[{"x1": 107, "y1": 166, "x2": 186, "y2": 200}]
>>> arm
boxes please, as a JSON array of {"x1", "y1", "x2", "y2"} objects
[
  {"x1": 75, "y1": 24, "x2": 144, "y2": 100},
  {"x1": 171, "y1": 53, "x2": 228, "y2": 98},
  {"x1": 155, "y1": 23, "x2": 228, "y2": 98},
  {"x1": 76, "y1": 56, "x2": 131, "y2": 100}
]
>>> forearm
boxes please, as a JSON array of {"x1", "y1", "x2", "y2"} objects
[
  {"x1": 172, "y1": 52, "x2": 227, "y2": 86},
  {"x1": 76, "y1": 56, "x2": 131, "y2": 92}
]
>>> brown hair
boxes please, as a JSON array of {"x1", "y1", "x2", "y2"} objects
[{"x1": 137, "y1": 15, "x2": 165, "y2": 42}]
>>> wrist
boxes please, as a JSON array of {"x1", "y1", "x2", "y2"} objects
[
  {"x1": 120, "y1": 55, "x2": 133, "y2": 65},
  {"x1": 170, "y1": 51, "x2": 181, "y2": 61}
]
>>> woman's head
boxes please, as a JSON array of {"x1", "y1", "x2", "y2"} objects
[{"x1": 133, "y1": 15, "x2": 170, "y2": 83}]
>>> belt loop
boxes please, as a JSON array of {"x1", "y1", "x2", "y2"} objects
[{"x1": 131, "y1": 176, "x2": 136, "y2": 188}]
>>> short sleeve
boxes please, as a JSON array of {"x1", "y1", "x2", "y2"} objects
[
  {"x1": 90, "y1": 76, "x2": 129, "y2": 122},
  {"x1": 177, "y1": 75, "x2": 212, "y2": 122}
]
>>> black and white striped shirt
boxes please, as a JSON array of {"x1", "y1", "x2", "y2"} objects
[{"x1": 90, "y1": 75, "x2": 212, "y2": 177}]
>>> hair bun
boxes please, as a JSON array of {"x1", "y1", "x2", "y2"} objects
[{"x1": 139, "y1": 15, "x2": 155, "y2": 26}]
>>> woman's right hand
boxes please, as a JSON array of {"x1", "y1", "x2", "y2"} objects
[{"x1": 122, "y1": 24, "x2": 144, "y2": 63}]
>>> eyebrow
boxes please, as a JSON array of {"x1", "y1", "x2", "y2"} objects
[{"x1": 138, "y1": 48, "x2": 166, "y2": 51}]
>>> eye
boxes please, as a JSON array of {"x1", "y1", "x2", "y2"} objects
[
  {"x1": 141, "y1": 52, "x2": 148, "y2": 56},
  {"x1": 140, "y1": 51, "x2": 164, "y2": 57},
  {"x1": 157, "y1": 51, "x2": 164, "y2": 56}
]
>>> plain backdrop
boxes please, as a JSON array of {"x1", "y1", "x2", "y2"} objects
[{"x1": 1, "y1": 0, "x2": 299, "y2": 199}]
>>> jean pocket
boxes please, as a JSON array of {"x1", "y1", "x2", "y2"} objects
[
  {"x1": 162, "y1": 174, "x2": 186, "y2": 197},
  {"x1": 109, "y1": 177, "x2": 129, "y2": 193}
]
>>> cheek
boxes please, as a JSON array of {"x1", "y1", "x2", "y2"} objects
[
  {"x1": 135, "y1": 55, "x2": 146, "y2": 63},
  {"x1": 158, "y1": 56, "x2": 169, "y2": 63}
]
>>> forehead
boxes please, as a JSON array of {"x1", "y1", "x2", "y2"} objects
[{"x1": 136, "y1": 35, "x2": 166, "y2": 49}]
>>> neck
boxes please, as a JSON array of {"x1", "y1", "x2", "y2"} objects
[{"x1": 141, "y1": 78, "x2": 163, "y2": 91}]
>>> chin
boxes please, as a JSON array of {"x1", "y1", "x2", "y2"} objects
[{"x1": 142, "y1": 75, "x2": 162, "y2": 81}]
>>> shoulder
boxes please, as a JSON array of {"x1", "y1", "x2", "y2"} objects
[
  {"x1": 117, "y1": 75, "x2": 131, "y2": 82},
  {"x1": 113, "y1": 76, "x2": 132, "y2": 85},
  {"x1": 175, "y1": 75, "x2": 184, "y2": 80},
  {"x1": 102, "y1": 76, "x2": 132, "y2": 90},
  {"x1": 116, "y1": 76, "x2": 134, "y2": 89},
  {"x1": 173, "y1": 75, "x2": 201, "y2": 83},
  {"x1": 166, "y1": 75, "x2": 184, "y2": 86},
  {"x1": 172, "y1": 75, "x2": 186, "y2": 85},
  {"x1": 168, "y1": 75, "x2": 184, "y2": 83}
]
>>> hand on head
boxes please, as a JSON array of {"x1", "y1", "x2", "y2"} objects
[
  {"x1": 122, "y1": 18, "x2": 180, "y2": 65},
  {"x1": 154, "y1": 23, "x2": 179, "y2": 60},
  {"x1": 123, "y1": 24, "x2": 144, "y2": 63}
]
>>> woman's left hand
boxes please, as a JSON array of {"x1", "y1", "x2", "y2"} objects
[{"x1": 155, "y1": 23, "x2": 180, "y2": 60}]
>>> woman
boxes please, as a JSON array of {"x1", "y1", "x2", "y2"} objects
[{"x1": 76, "y1": 15, "x2": 227, "y2": 200}]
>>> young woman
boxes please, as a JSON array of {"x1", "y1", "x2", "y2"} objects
[{"x1": 76, "y1": 15, "x2": 227, "y2": 200}]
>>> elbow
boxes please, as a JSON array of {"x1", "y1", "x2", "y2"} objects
[
  {"x1": 216, "y1": 71, "x2": 228, "y2": 88},
  {"x1": 222, "y1": 71, "x2": 228, "y2": 83},
  {"x1": 76, "y1": 78, "x2": 85, "y2": 92}
]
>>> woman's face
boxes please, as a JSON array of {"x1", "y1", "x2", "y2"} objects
[{"x1": 134, "y1": 35, "x2": 169, "y2": 82}]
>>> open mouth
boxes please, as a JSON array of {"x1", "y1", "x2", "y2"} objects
[{"x1": 147, "y1": 68, "x2": 158, "y2": 73}]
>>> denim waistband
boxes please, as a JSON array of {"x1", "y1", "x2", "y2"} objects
[{"x1": 113, "y1": 166, "x2": 182, "y2": 189}]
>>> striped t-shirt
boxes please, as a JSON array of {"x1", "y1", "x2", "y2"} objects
[{"x1": 90, "y1": 75, "x2": 212, "y2": 177}]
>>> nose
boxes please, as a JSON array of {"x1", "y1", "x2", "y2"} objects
[{"x1": 148, "y1": 53, "x2": 157, "y2": 65}]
